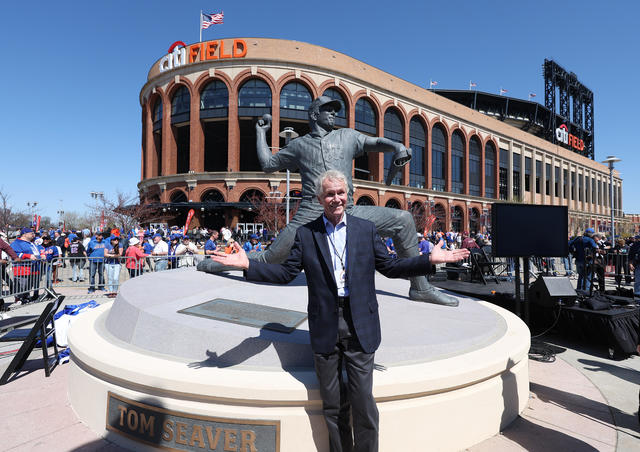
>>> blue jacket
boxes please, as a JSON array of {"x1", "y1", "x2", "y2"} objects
[
  {"x1": 86, "y1": 238, "x2": 107, "y2": 260},
  {"x1": 246, "y1": 215, "x2": 431, "y2": 354},
  {"x1": 10, "y1": 238, "x2": 42, "y2": 275},
  {"x1": 570, "y1": 236, "x2": 598, "y2": 263}
]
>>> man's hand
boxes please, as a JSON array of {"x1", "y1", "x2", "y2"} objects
[
  {"x1": 211, "y1": 242, "x2": 250, "y2": 270},
  {"x1": 429, "y1": 239, "x2": 470, "y2": 264}
]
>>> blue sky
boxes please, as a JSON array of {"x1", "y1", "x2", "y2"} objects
[{"x1": 2, "y1": 0, "x2": 638, "y2": 222}]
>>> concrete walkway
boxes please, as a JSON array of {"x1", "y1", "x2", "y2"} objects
[{"x1": 1, "y1": 289, "x2": 639, "y2": 451}]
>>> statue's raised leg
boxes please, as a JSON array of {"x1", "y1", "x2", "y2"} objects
[{"x1": 348, "y1": 205, "x2": 459, "y2": 307}]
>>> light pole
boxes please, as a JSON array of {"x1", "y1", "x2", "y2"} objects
[
  {"x1": 278, "y1": 127, "x2": 299, "y2": 224},
  {"x1": 601, "y1": 156, "x2": 620, "y2": 240},
  {"x1": 90, "y1": 191, "x2": 105, "y2": 231},
  {"x1": 26, "y1": 201, "x2": 38, "y2": 227}
]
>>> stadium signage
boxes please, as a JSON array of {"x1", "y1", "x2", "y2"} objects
[
  {"x1": 159, "y1": 39, "x2": 248, "y2": 73},
  {"x1": 555, "y1": 124, "x2": 584, "y2": 152}
]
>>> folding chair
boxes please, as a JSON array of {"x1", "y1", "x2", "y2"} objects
[{"x1": 0, "y1": 295, "x2": 64, "y2": 385}]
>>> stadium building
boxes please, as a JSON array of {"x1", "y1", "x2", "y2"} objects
[{"x1": 137, "y1": 38, "x2": 623, "y2": 235}]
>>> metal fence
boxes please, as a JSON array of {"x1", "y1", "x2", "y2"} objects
[{"x1": 1, "y1": 254, "x2": 205, "y2": 308}]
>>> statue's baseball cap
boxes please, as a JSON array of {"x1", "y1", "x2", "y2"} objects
[{"x1": 309, "y1": 96, "x2": 342, "y2": 113}]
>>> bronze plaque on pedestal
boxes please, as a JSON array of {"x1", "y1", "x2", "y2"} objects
[{"x1": 106, "y1": 392, "x2": 280, "y2": 451}]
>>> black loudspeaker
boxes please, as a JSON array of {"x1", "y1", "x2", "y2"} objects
[{"x1": 529, "y1": 276, "x2": 577, "y2": 308}]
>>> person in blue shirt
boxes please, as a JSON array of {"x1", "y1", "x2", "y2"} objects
[
  {"x1": 204, "y1": 230, "x2": 219, "y2": 257},
  {"x1": 243, "y1": 234, "x2": 263, "y2": 253},
  {"x1": 104, "y1": 236, "x2": 123, "y2": 293},
  {"x1": 86, "y1": 231, "x2": 107, "y2": 292},
  {"x1": 384, "y1": 237, "x2": 397, "y2": 258},
  {"x1": 569, "y1": 228, "x2": 599, "y2": 292},
  {"x1": 41, "y1": 235, "x2": 59, "y2": 289}
]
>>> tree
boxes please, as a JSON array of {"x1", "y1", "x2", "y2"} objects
[
  {"x1": 0, "y1": 189, "x2": 12, "y2": 233},
  {"x1": 248, "y1": 194, "x2": 300, "y2": 235},
  {"x1": 87, "y1": 191, "x2": 158, "y2": 233}
]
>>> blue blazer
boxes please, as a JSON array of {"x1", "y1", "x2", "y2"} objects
[{"x1": 246, "y1": 214, "x2": 431, "y2": 354}]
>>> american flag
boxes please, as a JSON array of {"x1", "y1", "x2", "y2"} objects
[
  {"x1": 202, "y1": 11, "x2": 224, "y2": 29},
  {"x1": 500, "y1": 88, "x2": 508, "y2": 95},
  {"x1": 469, "y1": 81, "x2": 477, "y2": 89},
  {"x1": 529, "y1": 92, "x2": 537, "y2": 98},
  {"x1": 429, "y1": 80, "x2": 438, "y2": 87}
]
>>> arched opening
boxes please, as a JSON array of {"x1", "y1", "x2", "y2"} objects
[
  {"x1": 451, "y1": 131, "x2": 465, "y2": 194},
  {"x1": 485, "y1": 142, "x2": 496, "y2": 198},
  {"x1": 151, "y1": 97, "x2": 163, "y2": 176},
  {"x1": 410, "y1": 201, "x2": 426, "y2": 232},
  {"x1": 384, "y1": 198, "x2": 402, "y2": 209},
  {"x1": 451, "y1": 205, "x2": 464, "y2": 232},
  {"x1": 433, "y1": 203, "x2": 446, "y2": 231},
  {"x1": 238, "y1": 79, "x2": 272, "y2": 171},
  {"x1": 432, "y1": 124, "x2": 446, "y2": 191},
  {"x1": 200, "y1": 189, "x2": 225, "y2": 203},
  {"x1": 200, "y1": 80, "x2": 229, "y2": 172},
  {"x1": 355, "y1": 195, "x2": 375, "y2": 206},
  {"x1": 409, "y1": 117, "x2": 426, "y2": 188},
  {"x1": 322, "y1": 88, "x2": 348, "y2": 128},
  {"x1": 383, "y1": 109, "x2": 404, "y2": 185},
  {"x1": 354, "y1": 98, "x2": 377, "y2": 181},
  {"x1": 469, "y1": 207, "x2": 480, "y2": 234},
  {"x1": 170, "y1": 190, "x2": 188, "y2": 203},
  {"x1": 171, "y1": 86, "x2": 191, "y2": 174},
  {"x1": 469, "y1": 137, "x2": 482, "y2": 196},
  {"x1": 279, "y1": 82, "x2": 312, "y2": 149}
]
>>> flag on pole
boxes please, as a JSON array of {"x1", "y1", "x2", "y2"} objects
[
  {"x1": 469, "y1": 81, "x2": 477, "y2": 89},
  {"x1": 499, "y1": 88, "x2": 508, "y2": 95},
  {"x1": 429, "y1": 80, "x2": 438, "y2": 88},
  {"x1": 528, "y1": 92, "x2": 537, "y2": 101},
  {"x1": 202, "y1": 11, "x2": 224, "y2": 29}
]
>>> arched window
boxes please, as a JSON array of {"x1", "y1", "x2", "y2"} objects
[
  {"x1": 383, "y1": 109, "x2": 404, "y2": 185},
  {"x1": 200, "y1": 80, "x2": 228, "y2": 119},
  {"x1": 355, "y1": 98, "x2": 377, "y2": 135},
  {"x1": 385, "y1": 198, "x2": 401, "y2": 209},
  {"x1": 170, "y1": 190, "x2": 188, "y2": 203},
  {"x1": 432, "y1": 125, "x2": 446, "y2": 191},
  {"x1": 433, "y1": 203, "x2": 446, "y2": 231},
  {"x1": 238, "y1": 79, "x2": 272, "y2": 116},
  {"x1": 239, "y1": 189, "x2": 265, "y2": 203},
  {"x1": 280, "y1": 82, "x2": 312, "y2": 120},
  {"x1": 171, "y1": 86, "x2": 190, "y2": 124},
  {"x1": 469, "y1": 136, "x2": 482, "y2": 196},
  {"x1": 201, "y1": 189, "x2": 225, "y2": 203},
  {"x1": 356, "y1": 195, "x2": 375, "y2": 206},
  {"x1": 409, "y1": 118, "x2": 426, "y2": 188},
  {"x1": 322, "y1": 88, "x2": 347, "y2": 127},
  {"x1": 485, "y1": 142, "x2": 496, "y2": 199},
  {"x1": 451, "y1": 131, "x2": 465, "y2": 194}
]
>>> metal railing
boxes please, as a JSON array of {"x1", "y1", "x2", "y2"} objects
[{"x1": 1, "y1": 254, "x2": 205, "y2": 309}]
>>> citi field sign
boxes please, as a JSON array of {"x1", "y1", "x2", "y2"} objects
[
  {"x1": 159, "y1": 39, "x2": 248, "y2": 72},
  {"x1": 555, "y1": 124, "x2": 585, "y2": 152}
]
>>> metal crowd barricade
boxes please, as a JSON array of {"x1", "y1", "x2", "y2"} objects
[
  {"x1": 0, "y1": 253, "x2": 205, "y2": 309},
  {"x1": 602, "y1": 251, "x2": 631, "y2": 286}
]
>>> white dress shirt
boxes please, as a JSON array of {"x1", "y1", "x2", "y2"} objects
[{"x1": 323, "y1": 214, "x2": 349, "y2": 297}]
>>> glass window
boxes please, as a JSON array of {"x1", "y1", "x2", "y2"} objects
[
  {"x1": 153, "y1": 99, "x2": 163, "y2": 123},
  {"x1": 432, "y1": 125, "x2": 446, "y2": 191},
  {"x1": 499, "y1": 148, "x2": 508, "y2": 200},
  {"x1": 238, "y1": 79, "x2": 272, "y2": 107},
  {"x1": 200, "y1": 80, "x2": 228, "y2": 110},
  {"x1": 355, "y1": 98, "x2": 377, "y2": 135},
  {"x1": 383, "y1": 110, "x2": 403, "y2": 185},
  {"x1": 512, "y1": 154, "x2": 521, "y2": 200},
  {"x1": 485, "y1": 142, "x2": 495, "y2": 199},
  {"x1": 280, "y1": 82, "x2": 312, "y2": 111},
  {"x1": 563, "y1": 169, "x2": 568, "y2": 199},
  {"x1": 571, "y1": 171, "x2": 576, "y2": 199},
  {"x1": 409, "y1": 118, "x2": 426, "y2": 188},
  {"x1": 451, "y1": 131, "x2": 465, "y2": 194},
  {"x1": 171, "y1": 86, "x2": 190, "y2": 116},
  {"x1": 579, "y1": 173, "x2": 584, "y2": 201},
  {"x1": 469, "y1": 137, "x2": 481, "y2": 196},
  {"x1": 545, "y1": 163, "x2": 551, "y2": 195},
  {"x1": 536, "y1": 160, "x2": 542, "y2": 194},
  {"x1": 591, "y1": 177, "x2": 596, "y2": 204},
  {"x1": 525, "y1": 157, "x2": 531, "y2": 192},
  {"x1": 554, "y1": 166, "x2": 560, "y2": 197}
]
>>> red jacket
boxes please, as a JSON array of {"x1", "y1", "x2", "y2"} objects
[{"x1": 0, "y1": 238, "x2": 18, "y2": 260}]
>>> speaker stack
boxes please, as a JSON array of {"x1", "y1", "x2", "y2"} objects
[{"x1": 529, "y1": 276, "x2": 577, "y2": 308}]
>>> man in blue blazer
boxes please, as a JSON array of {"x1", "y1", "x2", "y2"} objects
[{"x1": 212, "y1": 170, "x2": 470, "y2": 452}]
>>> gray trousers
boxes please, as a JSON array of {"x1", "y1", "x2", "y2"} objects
[{"x1": 254, "y1": 202, "x2": 430, "y2": 292}]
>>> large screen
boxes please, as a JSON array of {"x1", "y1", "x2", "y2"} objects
[{"x1": 491, "y1": 204, "x2": 568, "y2": 257}]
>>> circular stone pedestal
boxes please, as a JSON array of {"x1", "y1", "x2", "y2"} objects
[{"x1": 68, "y1": 267, "x2": 530, "y2": 451}]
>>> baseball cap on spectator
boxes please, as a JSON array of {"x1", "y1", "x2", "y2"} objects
[
  {"x1": 153, "y1": 233, "x2": 163, "y2": 239},
  {"x1": 109, "y1": 235, "x2": 119, "y2": 241},
  {"x1": 169, "y1": 234, "x2": 181, "y2": 240},
  {"x1": 111, "y1": 228, "x2": 120, "y2": 237},
  {"x1": 96, "y1": 230, "x2": 104, "y2": 236},
  {"x1": 68, "y1": 233, "x2": 78, "y2": 241},
  {"x1": 634, "y1": 235, "x2": 640, "y2": 239},
  {"x1": 20, "y1": 227, "x2": 33, "y2": 235},
  {"x1": 585, "y1": 228, "x2": 595, "y2": 234},
  {"x1": 250, "y1": 234, "x2": 258, "y2": 239},
  {"x1": 129, "y1": 237, "x2": 140, "y2": 246}
]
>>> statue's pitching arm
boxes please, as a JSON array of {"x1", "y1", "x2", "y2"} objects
[
  {"x1": 363, "y1": 136, "x2": 412, "y2": 186},
  {"x1": 255, "y1": 114, "x2": 294, "y2": 173}
]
